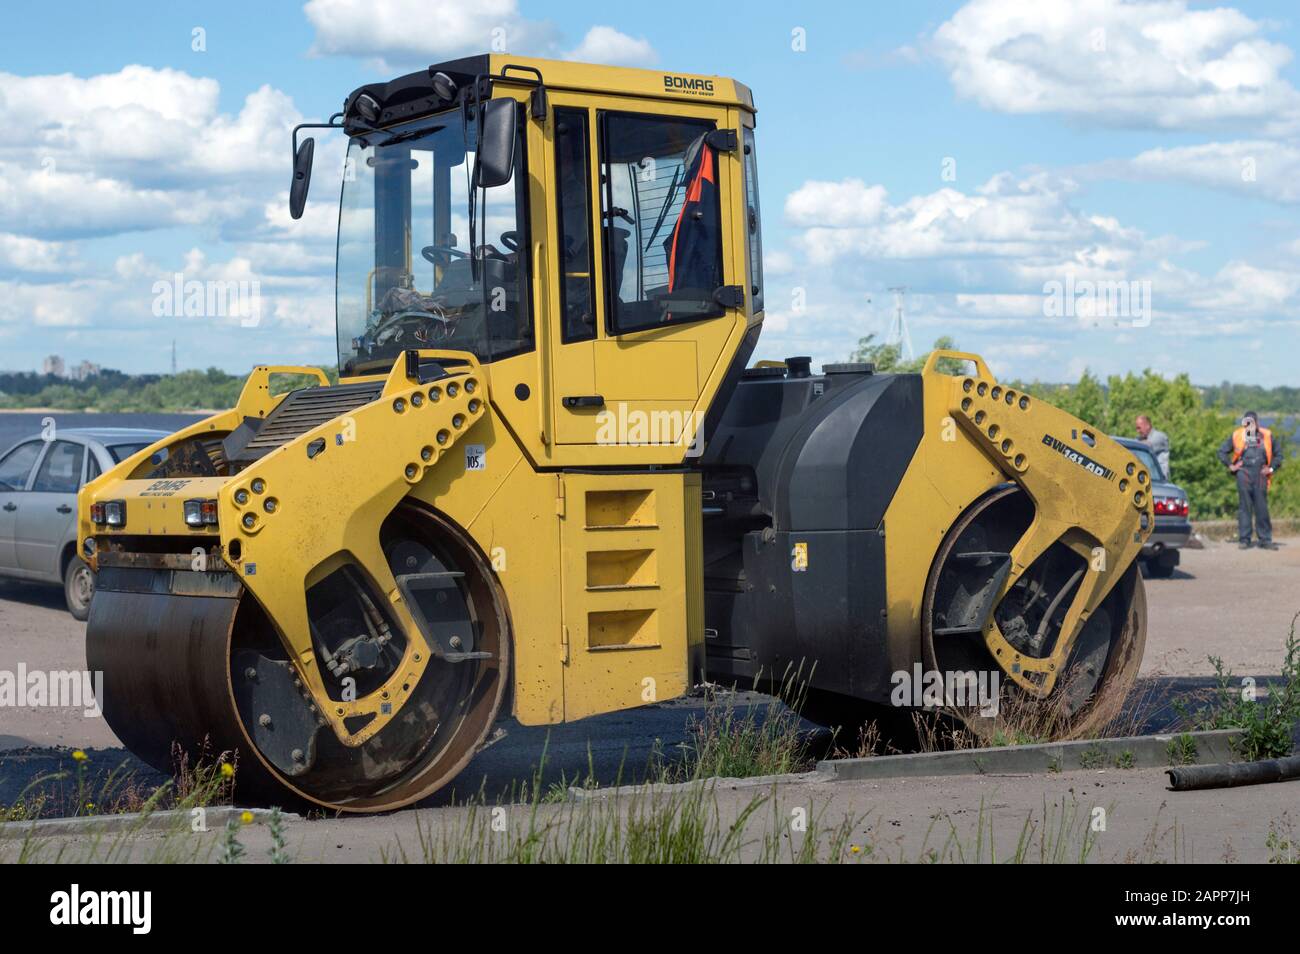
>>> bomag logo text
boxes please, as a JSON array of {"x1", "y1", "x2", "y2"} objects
[{"x1": 664, "y1": 75, "x2": 714, "y2": 95}]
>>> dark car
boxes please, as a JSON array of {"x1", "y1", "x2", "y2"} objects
[
  {"x1": 1112, "y1": 435, "x2": 1191, "y2": 578},
  {"x1": 0, "y1": 427, "x2": 168, "y2": 618}
]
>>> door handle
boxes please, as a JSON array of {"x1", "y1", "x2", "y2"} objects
[
  {"x1": 562, "y1": 395, "x2": 605, "y2": 409},
  {"x1": 2, "y1": 502, "x2": 15, "y2": 512},
  {"x1": 57, "y1": 504, "x2": 73, "y2": 514}
]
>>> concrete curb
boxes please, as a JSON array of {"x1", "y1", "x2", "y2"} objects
[
  {"x1": 0, "y1": 806, "x2": 298, "y2": 840},
  {"x1": 818, "y1": 729, "x2": 1243, "y2": 781},
  {"x1": 567, "y1": 770, "x2": 835, "y2": 801}
]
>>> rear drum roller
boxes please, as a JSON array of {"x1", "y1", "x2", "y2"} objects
[
  {"x1": 921, "y1": 485, "x2": 1146, "y2": 741},
  {"x1": 88, "y1": 502, "x2": 510, "y2": 812}
]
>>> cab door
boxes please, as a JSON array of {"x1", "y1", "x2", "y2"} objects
[{"x1": 545, "y1": 95, "x2": 746, "y2": 450}]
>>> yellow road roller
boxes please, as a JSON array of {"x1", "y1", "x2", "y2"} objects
[{"x1": 79, "y1": 55, "x2": 1152, "y2": 811}]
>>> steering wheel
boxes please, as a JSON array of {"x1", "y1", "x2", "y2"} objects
[
  {"x1": 421, "y1": 244, "x2": 468, "y2": 266},
  {"x1": 499, "y1": 230, "x2": 520, "y2": 253},
  {"x1": 372, "y1": 307, "x2": 451, "y2": 339}
]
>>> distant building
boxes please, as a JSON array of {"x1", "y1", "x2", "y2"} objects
[
  {"x1": 42, "y1": 355, "x2": 65, "y2": 377},
  {"x1": 69, "y1": 360, "x2": 100, "y2": 382}
]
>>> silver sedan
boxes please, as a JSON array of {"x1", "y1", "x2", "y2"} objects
[{"x1": 0, "y1": 427, "x2": 168, "y2": 618}]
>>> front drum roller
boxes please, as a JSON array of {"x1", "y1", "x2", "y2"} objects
[{"x1": 87, "y1": 503, "x2": 510, "y2": 812}]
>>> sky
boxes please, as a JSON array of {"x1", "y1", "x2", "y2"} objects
[{"x1": 1, "y1": 0, "x2": 1298, "y2": 386}]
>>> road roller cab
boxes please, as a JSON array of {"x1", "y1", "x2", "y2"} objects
[{"x1": 79, "y1": 55, "x2": 1154, "y2": 811}]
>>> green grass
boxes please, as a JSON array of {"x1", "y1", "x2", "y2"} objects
[
  {"x1": 1079, "y1": 745, "x2": 1107, "y2": 769},
  {"x1": 1182, "y1": 614, "x2": 1300, "y2": 762},
  {"x1": 383, "y1": 780, "x2": 859, "y2": 864},
  {"x1": 1267, "y1": 814, "x2": 1299, "y2": 864},
  {"x1": 2, "y1": 744, "x2": 237, "y2": 822},
  {"x1": 660, "y1": 696, "x2": 811, "y2": 783},
  {"x1": 1167, "y1": 733, "x2": 1198, "y2": 766},
  {"x1": 381, "y1": 780, "x2": 1154, "y2": 865}
]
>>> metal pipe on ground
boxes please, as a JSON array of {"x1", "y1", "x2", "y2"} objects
[{"x1": 1166, "y1": 754, "x2": 1300, "y2": 791}]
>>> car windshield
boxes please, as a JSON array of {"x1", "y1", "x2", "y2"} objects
[
  {"x1": 1128, "y1": 444, "x2": 1165, "y2": 481},
  {"x1": 336, "y1": 109, "x2": 531, "y2": 376},
  {"x1": 108, "y1": 442, "x2": 152, "y2": 463}
]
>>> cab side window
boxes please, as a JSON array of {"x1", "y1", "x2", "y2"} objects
[
  {"x1": 742, "y1": 127, "x2": 763, "y2": 313},
  {"x1": 599, "y1": 112, "x2": 724, "y2": 333},
  {"x1": 0, "y1": 441, "x2": 43, "y2": 492},
  {"x1": 31, "y1": 441, "x2": 85, "y2": 494},
  {"x1": 555, "y1": 108, "x2": 596, "y2": 342}
]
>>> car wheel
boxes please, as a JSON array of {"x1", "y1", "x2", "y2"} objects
[
  {"x1": 64, "y1": 556, "x2": 95, "y2": 620},
  {"x1": 1144, "y1": 556, "x2": 1175, "y2": 579}
]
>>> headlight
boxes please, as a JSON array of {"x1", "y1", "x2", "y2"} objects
[
  {"x1": 184, "y1": 498, "x2": 219, "y2": 527},
  {"x1": 96, "y1": 500, "x2": 126, "y2": 527}
]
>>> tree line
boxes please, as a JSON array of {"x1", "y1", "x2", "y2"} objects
[{"x1": 0, "y1": 367, "x2": 337, "y2": 413}]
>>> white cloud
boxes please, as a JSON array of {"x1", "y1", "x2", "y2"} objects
[
  {"x1": 0, "y1": 164, "x2": 212, "y2": 239},
  {"x1": 1094, "y1": 139, "x2": 1300, "y2": 203},
  {"x1": 931, "y1": 0, "x2": 1300, "y2": 134},
  {"x1": 0, "y1": 233, "x2": 75, "y2": 274},
  {"x1": 564, "y1": 27, "x2": 657, "y2": 67},
  {"x1": 1184, "y1": 260, "x2": 1300, "y2": 314},
  {"x1": 304, "y1": 0, "x2": 546, "y2": 71},
  {"x1": 0, "y1": 279, "x2": 104, "y2": 331},
  {"x1": 303, "y1": 0, "x2": 657, "y2": 71},
  {"x1": 785, "y1": 173, "x2": 1145, "y2": 276},
  {"x1": 0, "y1": 66, "x2": 308, "y2": 241},
  {"x1": 761, "y1": 169, "x2": 1300, "y2": 383},
  {"x1": 0, "y1": 69, "x2": 300, "y2": 189},
  {"x1": 785, "y1": 179, "x2": 888, "y2": 227}
]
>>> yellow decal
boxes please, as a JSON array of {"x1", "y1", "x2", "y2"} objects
[{"x1": 791, "y1": 541, "x2": 808, "y2": 572}]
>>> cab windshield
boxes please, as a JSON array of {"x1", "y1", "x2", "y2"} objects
[{"x1": 336, "y1": 109, "x2": 530, "y2": 375}]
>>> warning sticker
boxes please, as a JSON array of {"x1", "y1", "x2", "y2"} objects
[
  {"x1": 464, "y1": 444, "x2": 486, "y2": 471},
  {"x1": 791, "y1": 542, "x2": 808, "y2": 572}
]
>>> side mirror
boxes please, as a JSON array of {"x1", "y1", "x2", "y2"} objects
[
  {"x1": 475, "y1": 98, "x2": 518, "y2": 189},
  {"x1": 290, "y1": 137, "x2": 316, "y2": 220}
]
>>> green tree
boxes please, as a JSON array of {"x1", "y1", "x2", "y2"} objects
[
  {"x1": 848, "y1": 334, "x2": 966, "y2": 374},
  {"x1": 1018, "y1": 368, "x2": 1276, "y2": 521}
]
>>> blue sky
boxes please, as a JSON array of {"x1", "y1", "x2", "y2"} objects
[{"x1": 1, "y1": 0, "x2": 1298, "y2": 385}]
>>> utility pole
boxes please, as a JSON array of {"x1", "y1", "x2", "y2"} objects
[
  {"x1": 887, "y1": 286, "x2": 914, "y2": 362},
  {"x1": 171, "y1": 339, "x2": 177, "y2": 375}
]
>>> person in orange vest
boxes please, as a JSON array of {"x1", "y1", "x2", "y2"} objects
[{"x1": 1217, "y1": 411, "x2": 1280, "y2": 549}]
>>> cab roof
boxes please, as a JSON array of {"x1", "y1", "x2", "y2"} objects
[{"x1": 342, "y1": 54, "x2": 753, "y2": 134}]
